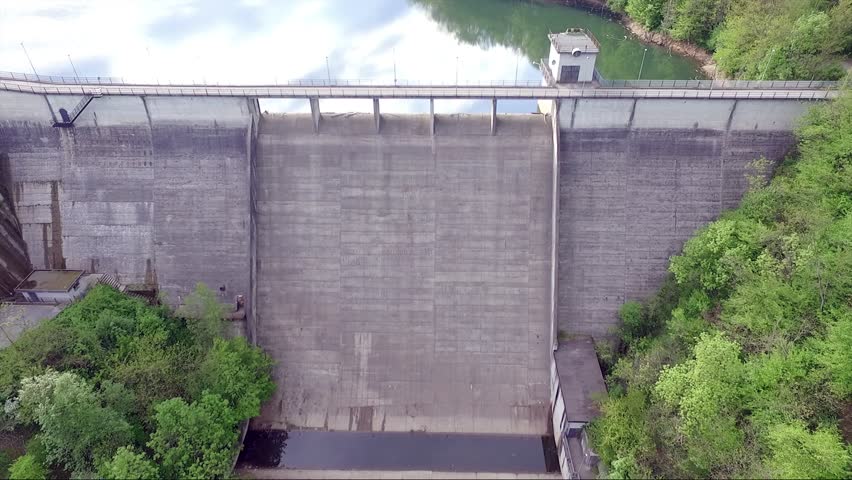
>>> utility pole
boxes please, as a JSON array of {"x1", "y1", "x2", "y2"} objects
[
  {"x1": 67, "y1": 54, "x2": 79, "y2": 79},
  {"x1": 455, "y1": 56, "x2": 459, "y2": 84},
  {"x1": 393, "y1": 48, "x2": 397, "y2": 85},
  {"x1": 20, "y1": 42, "x2": 38, "y2": 77},
  {"x1": 637, "y1": 48, "x2": 648, "y2": 81}
]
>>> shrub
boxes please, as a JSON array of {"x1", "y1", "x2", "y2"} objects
[
  {"x1": 16, "y1": 371, "x2": 131, "y2": 475},
  {"x1": 193, "y1": 337, "x2": 275, "y2": 421},
  {"x1": 8, "y1": 454, "x2": 46, "y2": 480},
  {"x1": 148, "y1": 393, "x2": 238, "y2": 479},
  {"x1": 99, "y1": 447, "x2": 159, "y2": 480}
]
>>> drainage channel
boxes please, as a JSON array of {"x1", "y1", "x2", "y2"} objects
[{"x1": 237, "y1": 430, "x2": 560, "y2": 474}]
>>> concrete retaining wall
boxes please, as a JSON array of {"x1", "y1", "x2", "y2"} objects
[
  {"x1": 557, "y1": 98, "x2": 810, "y2": 337},
  {"x1": 0, "y1": 91, "x2": 253, "y2": 303}
]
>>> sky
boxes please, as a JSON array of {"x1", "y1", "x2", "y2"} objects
[{"x1": 0, "y1": 0, "x2": 541, "y2": 113}]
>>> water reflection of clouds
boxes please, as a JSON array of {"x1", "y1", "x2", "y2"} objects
[{"x1": 0, "y1": 0, "x2": 538, "y2": 113}]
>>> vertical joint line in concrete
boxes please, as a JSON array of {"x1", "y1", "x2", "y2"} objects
[
  {"x1": 490, "y1": 98, "x2": 497, "y2": 136},
  {"x1": 627, "y1": 99, "x2": 638, "y2": 129},
  {"x1": 247, "y1": 96, "x2": 260, "y2": 345},
  {"x1": 309, "y1": 97, "x2": 321, "y2": 134},
  {"x1": 372, "y1": 98, "x2": 381, "y2": 134},
  {"x1": 720, "y1": 99, "x2": 738, "y2": 212},
  {"x1": 549, "y1": 99, "x2": 561, "y2": 352},
  {"x1": 141, "y1": 97, "x2": 154, "y2": 131},
  {"x1": 569, "y1": 98, "x2": 578, "y2": 129},
  {"x1": 42, "y1": 94, "x2": 57, "y2": 124},
  {"x1": 725, "y1": 99, "x2": 739, "y2": 133},
  {"x1": 429, "y1": 98, "x2": 435, "y2": 136}
]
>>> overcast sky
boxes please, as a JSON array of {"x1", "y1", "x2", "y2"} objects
[{"x1": 0, "y1": 0, "x2": 541, "y2": 113}]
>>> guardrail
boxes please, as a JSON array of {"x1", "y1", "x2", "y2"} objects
[
  {"x1": 0, "y1": 81, "x2": 837, "y2": 100},
  {"x1": 0, "y1": 70, "x2": 838, "y2": 90},
  {"x1": 0, "y1": 71, "x2": 543, "y2": 88},
  {"x1": 598, "y1": 78, "x2": 838, "y2": 89},
  {"x1": 0, "y1": 71, "x2": 125, "y2": 84}
]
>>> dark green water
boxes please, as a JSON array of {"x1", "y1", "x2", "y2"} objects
[{"x1": 412, "y1": 0, "x2": 704, "y2": 80}]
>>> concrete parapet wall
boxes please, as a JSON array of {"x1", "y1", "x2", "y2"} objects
[
  {"x1": 0, "y1": 91, "x2": 252, "y2": 303},
  {"x1": 556, "y1": 98, "x2": 809, "y2": 337}
]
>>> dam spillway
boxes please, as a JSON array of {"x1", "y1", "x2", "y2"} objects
[{"x1": 0, "y1": 74, "x2": 828, "y2": 435}]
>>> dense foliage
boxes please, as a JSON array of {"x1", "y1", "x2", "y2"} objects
[
  {"x1": 589, "y1": 92, "x2": 852, "y2": 478},
  {"x1": 0, "y1": 284, "x2": 274, "y2": 478},
  {"x1": 609, "y1": 0, "x2": 850, "y2": 80}
]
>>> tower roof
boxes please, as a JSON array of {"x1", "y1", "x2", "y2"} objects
[{"x1": 548, "y1": 28, "x2": 600, "y2": 54}]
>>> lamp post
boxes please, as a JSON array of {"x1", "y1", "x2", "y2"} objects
[
  {"x1": 637, "y1": 48, "x2": 648, "y2": 81},
  {"x1": 67, "y1": 54, "x2": 79, "y2": 80},
  {"x1": 325, "y1": 56, "x2": 331, "y2": 83},
  {"x1": 20, "y1": 42, "x2": 38, "y2": 77},
  {"x1": 515, "y1": 56, "x2": 519, "y2": 84}
]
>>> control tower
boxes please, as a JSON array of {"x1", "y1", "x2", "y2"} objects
[{"x1": 546, "y1": 28, "x2": 600, "y2": 84}]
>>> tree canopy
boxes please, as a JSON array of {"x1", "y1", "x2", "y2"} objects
[
  {"x1": 589, "y1": 91, "x2": 852, "y2": 478},
  {"x1": 611, "y1": 0, "x2": 850, "y2": 79},
  {"x1": 0, "y1": 284, "x2": 274, "y2": 479}
]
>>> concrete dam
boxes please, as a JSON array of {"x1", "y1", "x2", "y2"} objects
[{"x1": 0, "y1": 31, "x2": 837, "y2": 440}]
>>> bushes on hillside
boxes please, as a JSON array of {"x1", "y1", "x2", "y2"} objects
[
  {"x1": 590, "y1": 92, "x2": 852, "y2": 477},
  {"x1": 0, "y1": 284, "x2": 274, "y2": 479}
]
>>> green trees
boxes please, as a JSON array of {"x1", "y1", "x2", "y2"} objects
[
  {"x1": 99, "y1": 448, "x2": 159, "y2": 480},
  {"x1": 667, "y1": 0, "x2": 727, "y2": 44},
  {"x1": 0, "y1": 284, "x2": 274, "y2": 479},
  {"x1": 766, "y1": 423, "x2": 850, "y2": 479},
  {"x1": 148, "y1": 393, "x2": 239, "y2": 478},
  {"x1": 8, "y1": 454, "x2": 47, "y2": 480},
  {"x1": 14, "y1": 371, "x2": 132, "y2": 474},
  {"x1": 591, "y1": 92, "x2": 852, "y2": 477},
  {"x1": 193, "y1": 337, "x2": 276, "y2": 421},
  {"x1": 625, "y1": 0, "x2": 666, "y2": 29},
  {"x1": 616, "y1": 0, "x2": 848, "y2": 80}
]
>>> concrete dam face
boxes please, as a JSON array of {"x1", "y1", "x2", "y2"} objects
[
  {"x1": 0, "y1": 92, "x2": 253, "y2": 302},
  {"x1": 254, "y1": 113, "x2": 553, "y2": 433},
  {"x1": 0, "y1": 90, "x2": 811, "y2": 434}
]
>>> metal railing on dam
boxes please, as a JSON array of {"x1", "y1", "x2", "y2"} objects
[{"x1": 0, "y1": 71, "x2": 840, "y2": 100}]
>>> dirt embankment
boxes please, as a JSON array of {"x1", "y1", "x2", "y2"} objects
[{"x1": 545, "y1": 0, "x2": 720, "y2": 77}]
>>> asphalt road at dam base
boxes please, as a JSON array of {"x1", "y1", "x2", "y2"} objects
[{"x1": 237, "y1": 430, "x2": 560, "y2": 473}]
